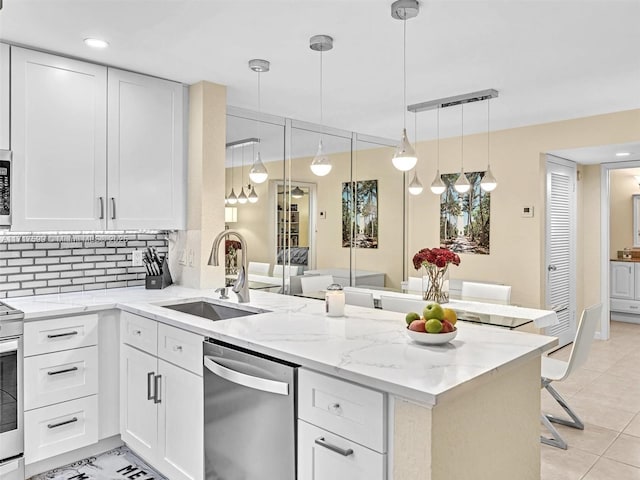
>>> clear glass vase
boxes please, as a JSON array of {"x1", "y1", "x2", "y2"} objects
[{"x1": 422, "y1": 264, "x2": 450, "y2": 303}]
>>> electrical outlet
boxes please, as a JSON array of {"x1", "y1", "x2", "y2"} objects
[{"x1": 132, "y1": 250, "x2": 143, "y2": 267}]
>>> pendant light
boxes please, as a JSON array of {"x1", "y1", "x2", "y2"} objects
[
  {"x1": 408, "y1": 112, "x2": 423, "y2": 195},
  {"x1": 248, "y1": 59, "x2": 269, "y2": 184},
  {"x1": 391, "y1": 0, "x2": 419, "y2": 172},
  {"x1": 248, "y1": 185, "x2": 259, "y2": 203},
  {"x1": 227, "y1": 147, "x2": 238, "y2": 205},
  {"x1": 291, "y1": 186, "x2": 304, "y2": 199},
  {"x1": 430, "y1": 107, "x2": 446, "y2": 194},
  {"x1": 310, "y1": 35, "x2": 333, "y2": 177},
  {"x1": 454, "y1": 104, "x2": 470, "y2": 194},
  {"x1": 480, "y1": 97, "x2": 498, "y2": 192},
  {"x1": 237, "y1": 146, "x2": 248, "y2": 204}
]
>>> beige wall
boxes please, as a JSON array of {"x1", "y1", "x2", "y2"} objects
[
  {"x1": 226, "y1": 108, "x2": 640, "y2": 307},
  {"x1": 610, "y1": 168, "x2": 640, "y2": 257}
]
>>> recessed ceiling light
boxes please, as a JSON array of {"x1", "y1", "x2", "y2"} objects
[
  {"x1": 616, "y1": 152, "x2": 631, "y2": 157},
  {"x1": 84, "y1": 38, "x2": 109, "y2": 49}
]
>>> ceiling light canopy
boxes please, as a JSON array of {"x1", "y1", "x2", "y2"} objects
[
  {"x1": 248, "y1": 59, "x2": 270, "y2": 184},
  {"x1": 617, "y1": 152, "x2": 631, "y2": 157},
  {"x1": 310, "y1": 34, "x2": 334, "y2": 177},
  {"x1": 391, "y1": 0, "x2": 419, "y2": 172},
  {"x1": 84, "y1": 38, "x2": 109, "y2": 49}
]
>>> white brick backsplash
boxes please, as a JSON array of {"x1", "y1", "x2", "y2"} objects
[{"x1": 0, "y1": 233, "x2": 168, "y2": 298}]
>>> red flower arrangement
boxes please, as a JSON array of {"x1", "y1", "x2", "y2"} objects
[
  {"x1": 225, "y1": 240, "x2": 242, "y2": 255},
  {"x1": 412, "y1": 248, "x2": 460, "y2": 303}
]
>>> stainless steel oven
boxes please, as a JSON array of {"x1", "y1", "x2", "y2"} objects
[{"x1": 0, "y1": 303, "x2": 25, "y2": 480}]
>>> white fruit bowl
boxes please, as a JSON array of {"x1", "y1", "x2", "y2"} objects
[{"x1": 406, "y1": 327, "x2": 458, "y2": 345}]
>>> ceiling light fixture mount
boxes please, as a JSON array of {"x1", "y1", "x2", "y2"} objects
[
  {"x1": 310, "y1": 34, "x2": 334, "y2": 177},
  {"x1": 391, "y1": 0, "x2": 419, "y2": 172},
  {"x1": 248, "y1": 59, "x2": 270, "y2": 184}
]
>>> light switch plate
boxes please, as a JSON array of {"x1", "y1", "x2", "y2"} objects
[
  {"x1": 319, "y1": 211, "x2": 326, "y2": 219},
  {"x1": 522, "y1": 205, "x2": 534, "y2": 218}
]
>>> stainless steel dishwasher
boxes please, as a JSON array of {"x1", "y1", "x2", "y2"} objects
[{"x1": 203, "y1": 339, "x2": 297, "y2": 480}]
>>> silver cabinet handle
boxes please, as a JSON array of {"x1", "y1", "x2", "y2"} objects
[
  {"x1": 133, "y1": 329, "x2": 142, "y2": 336},
  {"x1": 47, "y1": 331, "x2": 78, "y2": 339},
  {"x1": 110, "y1": 197, "x2": 116, "y2": 220},
  {"x1": 47, "y1": 417, "x2": 78, "y2": 429},
  {"x1": 154, "y1": 374, "x2": 162, "y2": 404},
  {"x1": 204, "y1": 356, "x2": 289, "y2": 396},
  {"x1": 314, "y1": 437, "x2": 354, "y2": 457},
  {"x1": 48, "y1": 366, "x2": 78, "y2": 376},
  {"x1": 99, "y1": 197, "x2": 105, "y2": 219},
  {"x1": 173, "y1": 345, "x2": 183, "y2": 352},
  {"x1": 147, "y1": 372, "x2": 155, "y2": 401}
]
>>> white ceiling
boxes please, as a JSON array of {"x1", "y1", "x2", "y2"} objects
[
  {"x1": 550, "y1": 141, "x2": 640, "y2": 165},
  {"x1": 1, "y1": 0, "x2": 639, "y2": 142}
]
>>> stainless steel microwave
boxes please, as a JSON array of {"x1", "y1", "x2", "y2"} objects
[{"x1": 0, "y1": 149, "x2": 10, "y2": 226}]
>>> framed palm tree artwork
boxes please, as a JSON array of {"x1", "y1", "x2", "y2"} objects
[
  {"x1": 342, "y1": 180, "x2": 378, "y2": 248},
  {"x1": 440, "y1": 172, "x2": 490, "y2": 254}
]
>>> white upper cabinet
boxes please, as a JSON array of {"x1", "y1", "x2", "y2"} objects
[
  {"x1": 10, "y1": 47, "x2": 186, "y2": 231},
  {"x1": 107, "y1": 69, "x2": 185, "y2": 230},
  {"x1": 0, "y1": 43, "x2": 9, "y2": 149},
  {"x1": 11, "y1": 47, "x2": 108, "y2": 231}
]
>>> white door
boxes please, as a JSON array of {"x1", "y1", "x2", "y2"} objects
[
  {"x1": 610, "y1": 261, "x2": 634, "y2": 299},
  {"x1": 120, "y1": 345, "x2": 158, "y2": 461},
  {"x1": 107, "y1": 68, "x2": 185, "y2": 230},
  {"x1": 11, "y1": 47, "x2": 107, "y2": 230},
  {"x1": 545, "y1": 156, "x2": 577, "y2": 348},
  {"x1": 157, "y1": 359, "x2": 203, "y2": 480},
  {"x1": 297, "y1": 420, "x2": 385, "y2": 480},
  {"x1": 0, "y1": 43, "x2": 9, "y2": 149}
]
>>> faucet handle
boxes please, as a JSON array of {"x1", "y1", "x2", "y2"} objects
[{"x1": 215, "y1": 287, "x2": 229, "y2": 299}]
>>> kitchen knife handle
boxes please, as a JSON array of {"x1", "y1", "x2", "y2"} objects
[
  {"x1": 98, "y1": 197, "x2": 104, "y2": 219},
  {"x1": 110, "y1": 197, "x2": 116, "y2": 219}
]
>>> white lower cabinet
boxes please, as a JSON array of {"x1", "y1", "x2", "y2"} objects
[
  {"x1": 298, "y1": 420, "x2": 385, "y2": 480},
  {"x1": 120, "y1": 315, "x2": 203, "y2": 480},
  {"x1": 297, "y1": 369, "x2": 387, "y2": 480},
  {"x1": 24, "y1": 395, "x2": 98, "y2": 464}
]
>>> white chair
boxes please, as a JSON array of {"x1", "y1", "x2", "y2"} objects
[
  {"x1": 540, "y1": 303, "x2": 602, "y2": 450},
  {"x1": 461, "y1": 281, "x2": 511, "y2": 305},
  {"x1": 300, "y1": 275, "x2": 335, "y2": 294},
  {"x1": 343, "y1": 287, "x2": 375, "y2": 308},
  {"x1": 248, "y1": 261, "x2": 270, "y2": 276},
  {"x1": 379, "y1": 295, "x2": 426, "y2": 314},
  {"x1": 273, "y1": 265, "x2": 302, "y2": 278},
  {"x1": 406, "y1": 276, "x2": 423, "y2": 293}
]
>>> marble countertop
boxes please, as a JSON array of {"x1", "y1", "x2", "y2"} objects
[{"x1": 6, "y1": 286, "x2": 557, "y2": 406}]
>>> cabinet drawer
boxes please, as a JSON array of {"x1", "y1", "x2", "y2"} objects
[
  {"x1": 121, "y1": 311, "x2": 157, "y2": 355},
  {"x1": 24, "y1": 314, "x2": 98, "y2": 356},
  {"x1": 610, "y1": 298, "x2": 640, "y2": 314},
  {"x1": 298, "y1": 369, "x2": 386, "y2": 453},
  {"x1": 298, "y1": 420, "x2": 385, "y2": 480},
  {"x1": 158, "y1": 323, "x2": 203, "y2": 376},
  {"x1": 24, "y1": 395, "x2": 98, "y2": 464},
  {"x1": 24, "y1": 346, "x2": 98, "y2": 411}
]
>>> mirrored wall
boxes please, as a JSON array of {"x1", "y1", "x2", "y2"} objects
[{"x1": 225, "y1": 106, "x2": 403, "y2": 295}]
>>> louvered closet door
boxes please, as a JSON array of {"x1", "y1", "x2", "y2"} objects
[{"x1": 544, "y1": 157, "x2": 577, "y2": 349}]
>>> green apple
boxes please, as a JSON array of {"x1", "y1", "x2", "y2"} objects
[
  {"x1": 425, "y1": 318, "x2": 443, "y2": 333},
  {"x1": 405, "y1": 311, "x2": 420, "y2": 326},
  {"x1": 423, "y1": 303, "x2": 444, "y2": 321}
]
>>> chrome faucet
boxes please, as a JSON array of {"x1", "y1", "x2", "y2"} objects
[{"x1": 209, "y1": 229, "x2": 249, "y2": 303}]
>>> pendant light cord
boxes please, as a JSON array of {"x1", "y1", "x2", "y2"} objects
[
  {"x1": 320, "y1": 49, "x2": 323, "y2": 128},
  {"x1": 487, "y1": 98, "x2": 491, "y2": 168},
  {"x1": 241, "y1": 145, "x2": 244, "y2": 189},
  {"x1": 460, "y1": 104, "x2": 464, "y2": 170},
  {"x1": 436, "y1": 107, "x2": 440, "y2": 170},
  {"x1": 230, "y1": 146, "x2": 234, "y2": 187},
  {"x1": 403, "y1": 16, "x2": 407, "y2": 130},
  {"x1": 256, "y1": 71, "x2": 261, "y2": 156}
]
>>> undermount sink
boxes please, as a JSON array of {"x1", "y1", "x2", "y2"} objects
[{"x1": 160, "y1": 300, "x2": 268, "y2": 321}]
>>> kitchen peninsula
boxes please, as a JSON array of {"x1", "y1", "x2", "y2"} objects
[{"x1": 8, "y1": 286, "x2": 556, "y2": 480}]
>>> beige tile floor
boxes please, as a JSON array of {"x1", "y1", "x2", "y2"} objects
[{"x1": 541, "y1": 320, "x2": 640, "y2": 480}]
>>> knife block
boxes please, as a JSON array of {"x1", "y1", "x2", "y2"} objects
[{"x1": 145, "y1": 259, "x2": 173, "y2": 289}]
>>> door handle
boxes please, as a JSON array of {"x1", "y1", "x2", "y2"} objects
[
  {"x1": 147, "y1": 372, "x2": 155, "y2": 401},
  {"x1": 48, "y1": 366, "x2": 79, "y2": 376},
  {"x1": 314, "y1": 437, "x2": 354, "y2": 457},
  {"x1": 110, "y1": 197, "x2": 116, "y2": 220},
  {"x1": 47, "y1": 417, "x2": 78, "y2": 429},
  {"x1": 154, "y1": 374, "x2": 162, "y2": 404},
  {"x1": 547, "y1": 265, "x2": 557, "y2": 272},
  {"x1": 47, "y1": 331, "x2": 78, "y2": 339},
  {"x1": 98, "y1": 197, "x2": 104, "y2": 219},
  {"x1": 204, "y1": 356, "x2": 289, "y2": 396}
]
